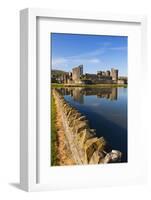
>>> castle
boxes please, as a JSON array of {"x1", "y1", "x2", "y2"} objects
[{"x1": 60, "y1": 65, "x2": 127, "y2": 85}]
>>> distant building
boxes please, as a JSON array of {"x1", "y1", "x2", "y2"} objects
[
  {"x1": 57, "y1": 65, "x2": 127, "y2": 85},
  {"x1": 111, "y1": 68, "x2": 118, "y2": 81},
  {"x1": 72, "y1": 65, "x2": 83, "y2": 83},
  {"x1": 118, "y1": 76, "x2": 128, "y2": 84},
  {"x1": 106, "y1": 70, "x2": 110, "y2": 77}
]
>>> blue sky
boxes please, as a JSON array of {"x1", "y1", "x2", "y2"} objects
[{"x1": 51, "y1": 33, "x2": 128, "y2": 76}]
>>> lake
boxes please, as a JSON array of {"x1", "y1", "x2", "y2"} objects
[{"x1": 60, "y1": 87, "x2": 128, "y2": 163}]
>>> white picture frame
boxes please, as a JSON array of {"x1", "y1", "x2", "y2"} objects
[{"x1": 20, "y1": 8, "x2": 147, "y2": 192}]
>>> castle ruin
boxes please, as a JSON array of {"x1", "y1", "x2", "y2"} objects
[
  {"x1": 61, "y1": 65, "x2": 127, "y2": 85},
  {"x1": 72, "y1": 65, "x2": 83, "y2": 82}
]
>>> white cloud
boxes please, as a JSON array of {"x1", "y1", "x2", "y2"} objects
[
  {"x1": 89, "y1": 58, "x2": 100, "y2": 63},
  {"x1": 69, "y1": 48, "x2": 105, "y2": 59},
  {"x1": 52, "y1": 57, "x2": 67, "y2": 65},
  {"x1": 52, "y1": 47, "x2": 104, "y2": 70},
  {"x1": 109, "y1": 46, "x2": 127, "y2": 51},
  {"x1": 52, "y1": 56, "x2": 102, "y2": 70},
  {"x1": 52, "y1": 58, "x2": 68, "y2": 69}
]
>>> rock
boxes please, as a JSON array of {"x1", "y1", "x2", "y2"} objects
[
  {"x1": 89, "y1": 150, "x2": 100, "y2": 164},
  {"x1": 67, "y1": 109, "x2": 77, "y2": 119},
  {"x1": 84, "y1": 137, "x2": 99, "y2": 163},
  {"x1": 102, "y1": 150, "x2": 122, "y2": 163},
  {"x1": 89, "y1": 129, "x2": 96, "y2": 136},
  {"x1": 74, "y1": 120, "x2": 89, "y2": 133},
  {"x1": 96, "y1": 137, "x2": 107, "y2": 152},
  {"x1": 84, "y1": 137, "x2": 99, "y2": 149},
  {"x1": 77, "y1": 116, "x2": 86, "y2": 121},
  {"x1": 77, "y1": 129, "x2": 92, "y2": 147}
]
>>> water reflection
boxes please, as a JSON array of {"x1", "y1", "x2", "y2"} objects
[
  {"x1": 59, "y1": 87, "x2": 127, "y2": 162},
  {"x1": 60, "y1": 87, "x2": 118, "y2": 104}
]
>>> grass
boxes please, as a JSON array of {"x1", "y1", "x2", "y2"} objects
[
  {"x1": 51, "y1": 94, "x2": 58, "y2": 166},
  {"x1": 52, "y1": 83, "x2": 127, "y2": 88}
]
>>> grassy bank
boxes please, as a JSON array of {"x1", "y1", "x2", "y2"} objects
[
  {"x1": 52, "y1": 83, "x2": 127, "y2": 88},
  {"x1": 51, "y1": 94, "x2": 57, "y2": 166}
]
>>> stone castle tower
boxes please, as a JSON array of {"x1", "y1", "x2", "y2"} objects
[
  {"x1": 72, "y1": 65, "x2": 83, "y2": 82},
  {"x1": 111, "y1": 68, "x2": 118, "y2": 81}
]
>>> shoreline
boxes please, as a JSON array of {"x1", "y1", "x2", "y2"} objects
[
  {"x1": 52, "y1": 83, "x2": 127, "y2": 88},
  {"x1": 51, "y1": 91, "x2": 75, "y2": 166},
  {"x1": 51, "y1": 95, "x2": 57, "y2": 166}
]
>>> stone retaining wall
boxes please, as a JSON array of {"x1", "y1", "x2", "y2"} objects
[{"x1": 53, "y1": 88, "x2": 122, "y2": 165}]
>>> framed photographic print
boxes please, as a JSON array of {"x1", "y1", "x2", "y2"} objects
[{"x1": 20, "y1": 8, "x2": 147, "y2": 191}]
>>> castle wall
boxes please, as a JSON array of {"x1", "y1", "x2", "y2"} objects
[{"x1": 60, "y1": 66, "x2": 125, "y2": 85}]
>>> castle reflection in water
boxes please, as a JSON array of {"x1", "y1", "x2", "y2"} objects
[{"x1": 60, "y1": 87, "x2": 118, "y2": 104}]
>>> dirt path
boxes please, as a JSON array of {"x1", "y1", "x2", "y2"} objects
[{"x1": 55, "y1": 96, "x2": 75, "y2": 166}]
